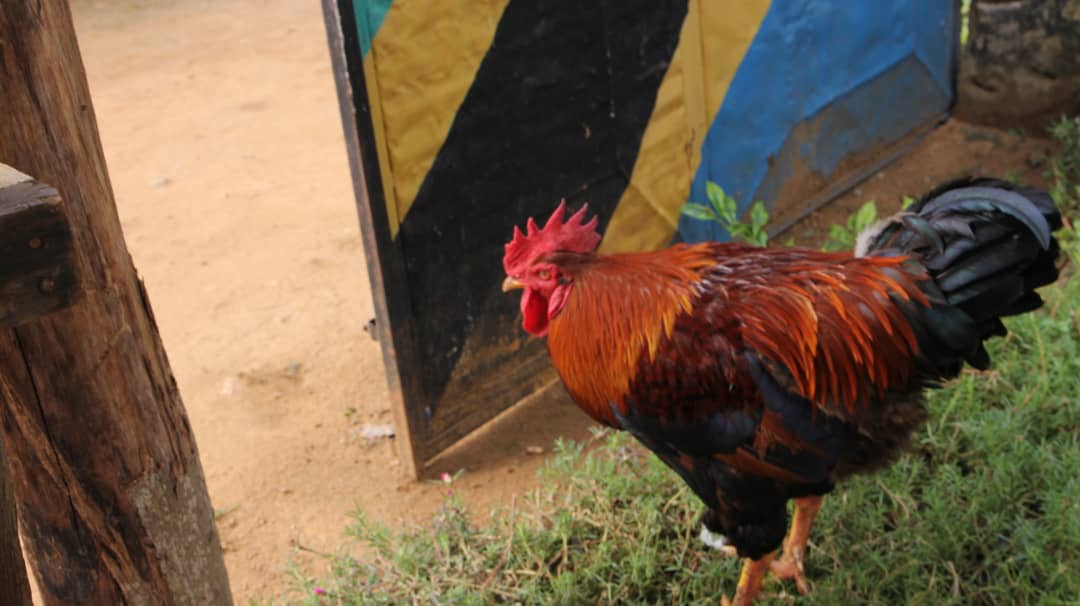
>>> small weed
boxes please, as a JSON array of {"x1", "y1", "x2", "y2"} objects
[
  {"x1": 682, "y1": 182, "x2": 769, "y2": 246},
  {"x1": 1008, "y1": 127, "x2": 1027, "y2": 141},
  {"x1": 1058, "y1": 216, "x2": 1080, "y2": 267},
  {"x1": 960, "y1": 0, "x2": 971, "y2": 46},
  {"x1": 963, "y1": 128, "x2": 1002, "y2": 145},
  {"x1": 1049, "y1": 115, "x2": 1080, "y2": 214},
  {"x1": 821, "y1": 200, "x2": 879, "y2": 252}
]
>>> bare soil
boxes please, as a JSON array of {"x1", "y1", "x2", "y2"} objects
[{"x1": 67, "y1": 0, "x2": 1054, "y2": 602}]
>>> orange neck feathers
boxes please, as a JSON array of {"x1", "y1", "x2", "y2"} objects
[{"x1": 546, "y1": 244, "x2": 715, "y2": 423}]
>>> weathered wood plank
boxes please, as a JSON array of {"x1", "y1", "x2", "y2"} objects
[
  {"x1": 0, "y1": 2, "x2": 232, "y2": 604},
  {"x1": 0, "y1": 177, "x2": 78, "y2": 328}
]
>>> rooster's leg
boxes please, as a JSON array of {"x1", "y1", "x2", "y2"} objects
[
  {"x1": 722, "y1": 552, "x2": 777, "y2": 606},
  {"x1": 769, "y1": 495, "x2": 823, "y2": 595}
]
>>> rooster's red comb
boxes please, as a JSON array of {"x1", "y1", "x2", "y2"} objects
[{"x1": 503, "y1": 200, "x2": 600, "y2": 274}]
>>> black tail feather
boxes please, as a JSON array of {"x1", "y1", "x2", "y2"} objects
[{"x1": 864, "y1": 177, "x2": 1061, "y2": 375}]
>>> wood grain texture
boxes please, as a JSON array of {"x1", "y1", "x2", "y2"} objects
[
  {"x1": 0, "y1": 2, "x2": 232, "y2": 604},
  {"x1": 0, "y1": 179, "x2": 78, "y2": 328},
  {"x1": 0, "y1": 433, "x2": 32, "y2": 606}
]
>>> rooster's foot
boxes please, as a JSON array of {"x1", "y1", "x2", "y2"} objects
[{"x1": 769, "y1": 554, "x2": 811, "y2": 595}]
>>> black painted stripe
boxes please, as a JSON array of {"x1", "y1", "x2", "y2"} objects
[{"x1": 395, "y1": 0, "x2": 689, "y2": 429}]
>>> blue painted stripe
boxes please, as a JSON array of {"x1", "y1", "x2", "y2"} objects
[
  {"x1": 913, "y1": 0, "x2": 958, "y2": 94},
  {"x1": 352, "y1": 0, "x2": 393, "y2": 56},
  {"x1": 752, "y1": 56, "x2": 949, "y2": 213},
  {"x1": 679, "y1": 0, "x2": 955, "y2": 243}
]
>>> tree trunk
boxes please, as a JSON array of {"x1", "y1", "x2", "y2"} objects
[{"x1": 0, "y1": 2, "x2": 233, "y2": 605}]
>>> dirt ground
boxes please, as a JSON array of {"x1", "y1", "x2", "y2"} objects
[
  {"x1": 67, "y1": 0, "x2": 1055, "y2": 602},
  {"x1": 69, "y1": 0, "x2": 594, "y2": 600}
]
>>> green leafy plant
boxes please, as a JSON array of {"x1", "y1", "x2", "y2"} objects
[
  {"x1": 1049, "y1": 116, "x2": 1080, "y2": 214},
  {"x1": 960, "y1": 0, "x2": 972, "y2": 46},
  {"x1": 682, "y1": 182, "x2": 770, "y2": 247},
  {"x1": 821, "y1": 200, "x2": 879, "y2": 252},
  {"x1": 1060, "y1": 220, "x2": 1080, "y2": 267}
]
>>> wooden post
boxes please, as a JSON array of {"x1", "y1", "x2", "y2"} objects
[
  {"x1": 0, "y1": 3, "x2": 233, "y2": 605},
  {"x1": 0, "y1": 164, "x2": 77, "y2": 606}
]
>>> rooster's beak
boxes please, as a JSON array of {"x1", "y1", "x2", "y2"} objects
[{"x1": 502, "y1": 276, "x2": 525, "y2": 292}]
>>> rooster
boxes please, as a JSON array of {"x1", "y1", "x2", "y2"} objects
[{"x1": 501, "y1": 178, "x2": 1061, "y2": 605}]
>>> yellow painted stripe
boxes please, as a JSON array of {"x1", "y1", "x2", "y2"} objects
[
  {"x1": 362, "y1": 55, "x2": 399, "y2": 232},
  {"x1": 600, "y1": 0, "x2": 771, "y2": 253},
  {"x1": 365, "y1": 0, "x2": 511, "y2": 238}
]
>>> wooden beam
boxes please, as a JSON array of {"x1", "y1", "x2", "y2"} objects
[
  {"x1": 0, "y1": 2, "x2": 233, "y2": 604},
  {"x1": 0, "y1": 166, "x2": 78, "y2": 328}
]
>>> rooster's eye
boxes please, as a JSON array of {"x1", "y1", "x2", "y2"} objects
[{"x1": 538, "y1": 270, "x2": 551, "y2": 280}]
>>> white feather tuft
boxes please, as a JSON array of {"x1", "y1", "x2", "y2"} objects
[
  {"x1": 699, "y1": 526, "x2": 729, "y2": 550},
  {"x1": 854, "y1": 216, "x2": 897, "y2": 257}
]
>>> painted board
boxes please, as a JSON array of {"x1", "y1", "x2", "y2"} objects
[{"x1": 322, "y1": 0, "x2": 956, "y2": 477}]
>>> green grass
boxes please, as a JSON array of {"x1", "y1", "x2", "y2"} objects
[
  {"x1": 960, "y1": 0, "x2": 971, "y2": 46},
  {"x1": 1050, "y1": 116, "x2": 1080, "y2": 216},
  {"x1": 264, "y1": 250, "x2": 1080, "y2": 605}
]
